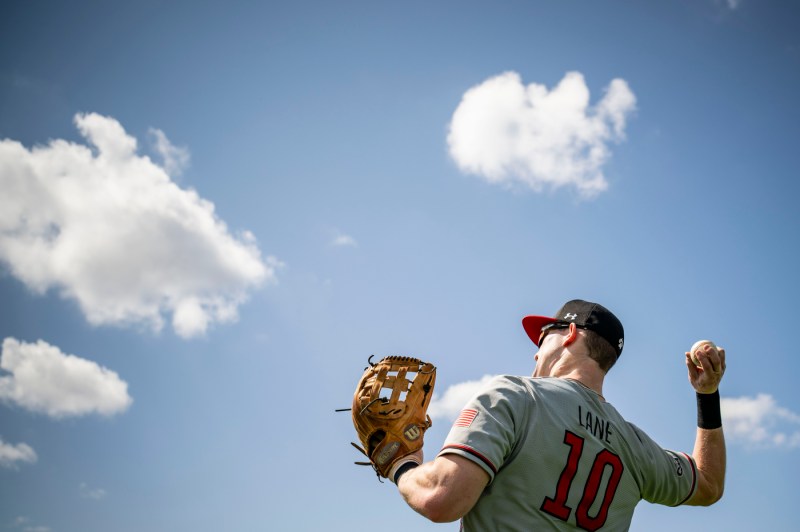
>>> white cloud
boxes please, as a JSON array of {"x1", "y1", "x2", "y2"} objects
[
  {"x1": 9, "y1": 516, "x2": 50, "y2": 532},
  {"x1": 721, "y1": 394, "x2": 800, "y2": 449},
  {"x1": 79, "y1": 482, "x2": 107, "y2": 500},
  {"x1": 331, "y1": 232, "x2": 358, "y2": 248},
  {"x1": 149, "y1": 128, "x2": 190, "y2": 176},
  {"x1": 0, "y1": 113, "x2": 276, "y2": 338},
  {"x1": 428, "y1": 375, "x2": 498, "y2": 421},
  {"x1": 0, "y1": 337, "x2": 132, "y2": 418},
  {"x1": 0, "y1": 438, "x2": 37, "y2": 468},
  {"x1": 447, "y1": 71, "x2": 636, "y2": 198}
]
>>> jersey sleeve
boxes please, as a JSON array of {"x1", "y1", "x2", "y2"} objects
[
  {"x1": 627, "y1": 423, "x2": 698, "y2": 506},
  {"x1": 437, "y1": 375, "x2": 528, "y2": 483}
]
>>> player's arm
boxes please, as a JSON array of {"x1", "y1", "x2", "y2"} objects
[
  {"x1": 396, "y1": 453, "x2": 490, "y2": 523},
  {"x1": 684, "y1": 344, "x2": 726, "y2": 506},
  {"x1": 684, "y1": 426, "x2": 725, "y2": 505}
]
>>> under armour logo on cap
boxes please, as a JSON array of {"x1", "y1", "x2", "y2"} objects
[{"x1": 522, "y1": 299, "x2": 625, "y2": 358}]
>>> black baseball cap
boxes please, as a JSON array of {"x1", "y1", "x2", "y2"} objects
[{"x1": 522, "y1": 299, "x2": 625, "y2": 357}]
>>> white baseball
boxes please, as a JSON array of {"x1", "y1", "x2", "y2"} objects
[{"x1": 690, "y1": 340, "x2": 717, "y2": 367}]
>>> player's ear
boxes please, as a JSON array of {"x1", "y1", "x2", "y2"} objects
[{"x1": 562, "y1": 323, "x2": 579, "y2": 346}]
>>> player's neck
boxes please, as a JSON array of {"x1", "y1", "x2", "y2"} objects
[
  {"x1": 561, "y1": 374, "x2": 605, "y2": 400},
  {"x1": 550, "y1": 362, "x2": 605, "y2": 398}
]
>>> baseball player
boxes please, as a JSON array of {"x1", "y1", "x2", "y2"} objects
[{"x1": 393, "y1": 299, "x2": 726, "y2": 530}]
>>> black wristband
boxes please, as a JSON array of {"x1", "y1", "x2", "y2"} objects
[
  {"x1": 393, "y1": 462, "x2": 419, "y2": 484},
  {"x1": 696, "y1": 390, "x2": 722, "y2": 429}
]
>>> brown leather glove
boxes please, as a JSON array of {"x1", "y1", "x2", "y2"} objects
[{"x1": 351, "y1": 356, "x2": 436, "y2": 480}]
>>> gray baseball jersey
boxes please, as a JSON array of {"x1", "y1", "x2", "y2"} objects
[{"x1": 439, "y1": 376, "x2": 697, "y2": 531}]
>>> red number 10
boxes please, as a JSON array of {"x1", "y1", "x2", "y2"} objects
[{"x1": 541, "y1": 430, "x2": 624, "y2": 531}]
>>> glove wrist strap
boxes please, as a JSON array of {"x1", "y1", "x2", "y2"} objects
[
  {"x1": 389, "y1": 458, "x2": 420, "y2": 484},
  {"x1": 393, "y1": 462, "x2": 419, "y2": 484}
]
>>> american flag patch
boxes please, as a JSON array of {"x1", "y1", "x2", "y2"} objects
[{"x1": 454, "y1": 409, "x2": 478, "y2": 428}]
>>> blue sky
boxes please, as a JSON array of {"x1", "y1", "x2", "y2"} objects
[{"x1": 1, "y1": 1, "x2": 799, "y2": 531}]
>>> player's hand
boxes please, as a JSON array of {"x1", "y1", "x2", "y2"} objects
[{"x1": 686, "y1": 344, "x2": 726, "y2": 394}]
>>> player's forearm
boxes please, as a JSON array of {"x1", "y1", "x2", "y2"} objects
[
  {"x1": 689, "y1": 426, "x2": 726, "y2": 505},
  {"x1": 397, "y1": 461, "x2": 462, "y2": 523},
  {"x1": 688, "y1": 389, "x2": 726, "y2": 506},
  {"x1": 397, "y1": 455, "x2": 487, "y2": 522}
]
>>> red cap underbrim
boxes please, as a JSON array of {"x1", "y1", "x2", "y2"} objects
[{"x1": 522, "y1": 315, "x2": 559, "y2": 346}]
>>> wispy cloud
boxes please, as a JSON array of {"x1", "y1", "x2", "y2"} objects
[
  {"x1": 0, "y1": 438, "x2": 37, "y2": 469},
  {"x1": 0, "y1": 113, "x2": 277, "y2": 338},
  {"x1": 711, "y1": 0, "x2": 742, "y2": 11},
  {"x1": 448, "y1": 71, "x2": 636, "y2": 198},
  {"x1": 79, "y1": 482, "x2": 107, "y2": 500},
  {"x1": 330, "y1": 231, "x2": 358, "y2": 248},
  {"x1": 0, "y1": 338, "x2": 132, "y2": 418},
  {"x1": 8, "y1": 517, "x2": 50, "y2": 532},
  {"x1": 11, "y1": 517, "x2": 30, "y2": 527},
  {"x1": 722, "y1": 394, "x2": 800, "y2": 449},
  {"x1": 428, "y1": 375, "x2": 498, "y2": 421},
  {"x1": 148, "y1": 127, "x2": 190, "y2": 176}
]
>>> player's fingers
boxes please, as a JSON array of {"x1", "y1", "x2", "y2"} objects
[
  {"x1": 717, "y1": 347, "x2": 726, "y2": 372},
  {"x1": 686, "y1": 353, "x2": 700, "y2": 380},
  {"x1": 700, "y1": 344, "x2": 721, "y2": 374},
  {"x1": 706, "y1": 356, "x2": 721, "y2": 376}
]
